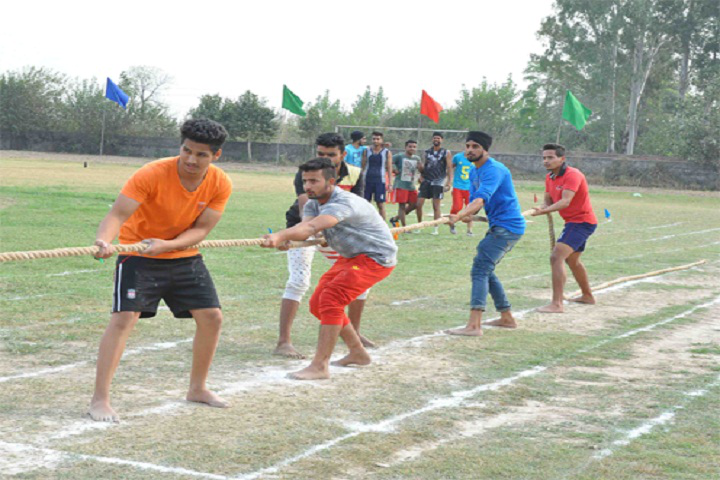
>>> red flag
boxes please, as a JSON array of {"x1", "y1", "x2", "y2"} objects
[
  {"x1": 420, "y1": 90, "x2": 443, "y2": 123},
  {"x1": 534, "y1": 194, "x2": 538, "y2": 203}
]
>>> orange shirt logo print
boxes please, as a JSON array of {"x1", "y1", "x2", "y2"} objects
[{"x1": 197, "y1": 201, "x2": 207, "y2": 211}]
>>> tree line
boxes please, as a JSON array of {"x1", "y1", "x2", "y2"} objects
[{"x1": 1, "y1": 0, "x2": 717, "y2": 165}]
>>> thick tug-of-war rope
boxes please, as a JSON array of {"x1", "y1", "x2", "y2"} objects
[
  {"x1": 0, "y1": 210, "x2": 540, "y2": 263},
  {"x1": 0, "y1": 218, "x2": 452, "y2": 263},
  {"x1": 566, "y1": 259, "x2": 707, "y2": 299},
  {"x1": 547, "y1": 213, "x2": 556, "y2": 250}
]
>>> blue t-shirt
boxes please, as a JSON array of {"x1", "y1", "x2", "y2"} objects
[
  {"x1": 452, "y1": 153, "x2": 474, "y2": 190},
  {"x1": 469, "y1": 158, "x2": 526, "y2": 235},
  {"x1": 345, "y1": 144, "x2": 366, "y2": 168}
]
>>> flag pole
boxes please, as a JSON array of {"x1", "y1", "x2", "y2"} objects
[
  {"x1": 556, "y1": 103, "x2": 564, "y2": 143},
  {"x1": 276, "y1": 110, "x2": 286, "y2": 164},
  {"x1": 99, "y1": 105, "x2": 107, "y2": 157}
]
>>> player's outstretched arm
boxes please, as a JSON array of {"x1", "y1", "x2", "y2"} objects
[
  {"x1": 262, "y1": 215, "x2": 339, "y2": 249},
  {"x1": 532, "y1": 189, "x2": 575, "y2": 216},
  {"x1": 94, "y1": 194, "x2": 141, "y2": 259}
]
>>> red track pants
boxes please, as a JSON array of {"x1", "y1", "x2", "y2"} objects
[{"x1": 309, "y1": 254, "x2": 394, "y2": 326}]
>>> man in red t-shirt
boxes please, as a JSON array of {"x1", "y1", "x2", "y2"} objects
[{"x1": 532, "y1": 143, "x2": 598, "y2": 313}]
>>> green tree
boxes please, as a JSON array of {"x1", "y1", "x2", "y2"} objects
[
  {"x1": 297, "y1": 90, "x2": 346, "y2": 145},
  {"x1": 119, "y1": 65, "x2": 176, "y2": 136},
  {"x1": 226, "y1": 91, "x2": 278, "y2": 160},
  {"x1": 347, "y1": 86, "x2": 390, "y2": 126},
  {"x1": 188, "y1": 94, "x2": 226, "y2": 124},
  {"x1": 0, "y1": 67, "x2": 66, "y2": 134}
]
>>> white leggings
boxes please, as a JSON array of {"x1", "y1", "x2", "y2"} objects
[{"x1": 282, "y1": 246, "x2": 370, "y2": 302}]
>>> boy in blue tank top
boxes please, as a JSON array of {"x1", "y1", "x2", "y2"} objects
[{"x1": 361, "y1": 131, "x2": 393, "y2": 220}]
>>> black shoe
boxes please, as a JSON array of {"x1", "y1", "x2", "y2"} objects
[{"x1": 389, "y1": 216, "x2": 399, "y2": 226}]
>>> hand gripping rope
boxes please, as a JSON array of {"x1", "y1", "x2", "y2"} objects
[{"x1": 0, "y1": 210, "x2": 542, "y2": 263}]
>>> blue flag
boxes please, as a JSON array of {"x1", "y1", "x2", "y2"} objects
[
  {"x1": 604, "y1": 208, "x2": 611, "y2": 219},
  {"x1": 105, "y1": 77, "x2": 129, "y2": 109}
]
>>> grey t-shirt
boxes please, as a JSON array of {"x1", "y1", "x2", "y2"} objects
[{"x1": 304, "y1": 187, "x2": 398, "y2": 267}]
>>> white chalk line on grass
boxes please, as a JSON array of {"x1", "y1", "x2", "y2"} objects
[
  {"x1": 46, "y1": 268, "x2": 102, "y2": 277},
  {"x1": 0, "y1": 338, "x2": 193, "y2": 384},
  {"x1": 232, "y1": 367, "x2": 547, "y2": 480},
  {"x1": 593, "y1": 372, "x2": 720, "y2": 460},
  {"x1": 38, "y1": 263, "x2": 707, "y2": 443},
  {"x1": 13, "y1": 278, "x2": 719, "y2": 478},
  {"x1": 647, "y1": 227, "x2": 720, "y2": 242},
  {"x1": 366, "y1": 295, "x2": 720, "y2": 472},
  {"x1": 0, "y1": 440, "x2": 230, "y2": 479},
  {"x1": 1, "y1": 293, "x2": 65, "y2": 302},
  {"x1": 234, "y1": 296, "x2": 720, "y2": 479}
]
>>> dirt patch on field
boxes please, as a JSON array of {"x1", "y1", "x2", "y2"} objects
[
  {"x1": 0, "y1": 197, "x2": 17, "y2": 210},
  {"x1": 521, "y1": 262, "x2": 720, "y2": 334}
]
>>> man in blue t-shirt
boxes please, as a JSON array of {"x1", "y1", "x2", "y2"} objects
[
  {"x1": 449, "y1": 152, "x2": 475, "y2": 235},
  {"x1": 344, "y1": 130, "x2": 366, "y2": 168},
  {"x1": 447, "y1": 131, "x2": 526, "y2": 336}
]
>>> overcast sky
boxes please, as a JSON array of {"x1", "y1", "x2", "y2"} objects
[{"x1": 1, "y1": 0, "x2": 555, "y2": 119}]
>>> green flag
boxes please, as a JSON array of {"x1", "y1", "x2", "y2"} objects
[
  {"x1": 562, "y1": 90, "x2": 592, "y2": 130},
  {"x1": 282, "y1": 85, "x2": 306, "y2": 117}
]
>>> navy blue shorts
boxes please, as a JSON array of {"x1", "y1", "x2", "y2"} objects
[
  {"x1": 558, "y1": 222, "x2": 597, "y2": 252},
  {"x1": 364, "y1": 181, "x2": 386, "y2": 203}
]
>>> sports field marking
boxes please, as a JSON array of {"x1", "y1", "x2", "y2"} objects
[
  {"x1": 646, "y1": 221, "x2": 684, "y2": 230},
  {"x1": 232, "y1": 295, "x2": 720, "y2": 479},
  {"x1": 233, "y1": 367, "x2": 547, "y2": 480},
  {"x1": 4, "y1": 271, "x2": 718, "y2": 476},
  {"x1": 593, "y1": 372, "x2": 720, "y2": 460},
  {"x1": 0, "y1": 440, "x2": 229, "y2": 479},
  {"x1": 12, "y1": 265, "x2": 717, "y2": 454},
  {"x1": 46, "y1": 268, "x2": 102, "y2": 277},
  {"x1": 647, "y1": 227, "x2": 720, "y2": 242},
  {"x1": 1, "y1": 293, "x2": 63, "y2": 302},
  {"x1": 0, "y1": 338, "x2": 192, "y2": 384},
  {"x1": 390, "y1": 296, "x2": 432, "y2": 306}
]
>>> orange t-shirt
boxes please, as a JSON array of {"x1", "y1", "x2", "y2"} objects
[{"x1": 119, "y1": 157, "x2": 233, "y2": 259}]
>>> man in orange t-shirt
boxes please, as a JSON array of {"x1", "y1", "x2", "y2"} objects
[
  {"x1": 88, "y1": 119, "x2": 233, "y2": 422},
  {"x1": 532, "y1": 143, "x2": 598, "y2": 313}
]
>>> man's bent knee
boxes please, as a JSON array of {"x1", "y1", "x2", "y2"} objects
[
  {"x1": 192, "y1": 308, "x2": 223, "y2": 329},
  {"x1": 109, "y1": 312, "x2": 140, "y2": 331},
  {"x1": 283, "y1": 279, "x2": 311, "y2": 302}
]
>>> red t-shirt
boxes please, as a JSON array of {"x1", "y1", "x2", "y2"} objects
[{"x1": 545, "y1": 165, "x2": 597, "y2": 224}]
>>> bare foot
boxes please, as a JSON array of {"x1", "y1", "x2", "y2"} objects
[
  {"x1": 484, "y1": 318, "x2": 517, "y2": 328},
  {"x1": 186, "y1": 389, "x2": 230, "y2": 408},
  {"x1": 331, "y1": 349, "x2": 371, "y2": 367},
  {"x1": 537, "y1": 303, "x2": 564, "y2": 313},
  {"x1": 445, "y1": 326, "x2": 483, "y2": 336},
  {"x1": 288, "y1": 364, "x2": 330, "y2": 380},
  {"x1": 88, "y1": 398, "x2": 119, "y2": 423},
  {"x1": 358, "y1": 334, "x2": 377, "y2": 349},
  {"x1": 273, "y1": 342, "x2": 306, "y2": 359},
  {"x1": 569, "y1": 294, "x2": 596, "y2": 305}
]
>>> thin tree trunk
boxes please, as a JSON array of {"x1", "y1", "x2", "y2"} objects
[
  {"x1": 623, "y1": 33, "x2": 666, "y2": 154},
  {"x1": 679, "y1": 0, "x2": 694, "y2": 101},
  {"x1": 247, "y1": 140, "x2": 252, "y2": 162},
  {"x1": 608, "y1": 36, "x2": 619, "y2": 153}
]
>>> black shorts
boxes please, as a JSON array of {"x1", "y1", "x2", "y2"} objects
[
  {"x1": 419, "y1": 181, "x2": 444, "y2": 199},
  {"x1": 113, "y1": 255, "x2": 220, "y2": 318}
]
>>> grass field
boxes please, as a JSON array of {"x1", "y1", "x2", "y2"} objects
[{"x1": 1, "y1": 151, "x2": 719, "y2": 479}]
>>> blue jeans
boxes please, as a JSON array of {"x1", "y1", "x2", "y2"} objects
[{"x1": 470, "y1": 226, "x2": 522, "y2": 311}]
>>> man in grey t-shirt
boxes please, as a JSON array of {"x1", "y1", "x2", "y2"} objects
[{"x1": 262, "y1": 157, "x2": 397, "y2": 380}]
